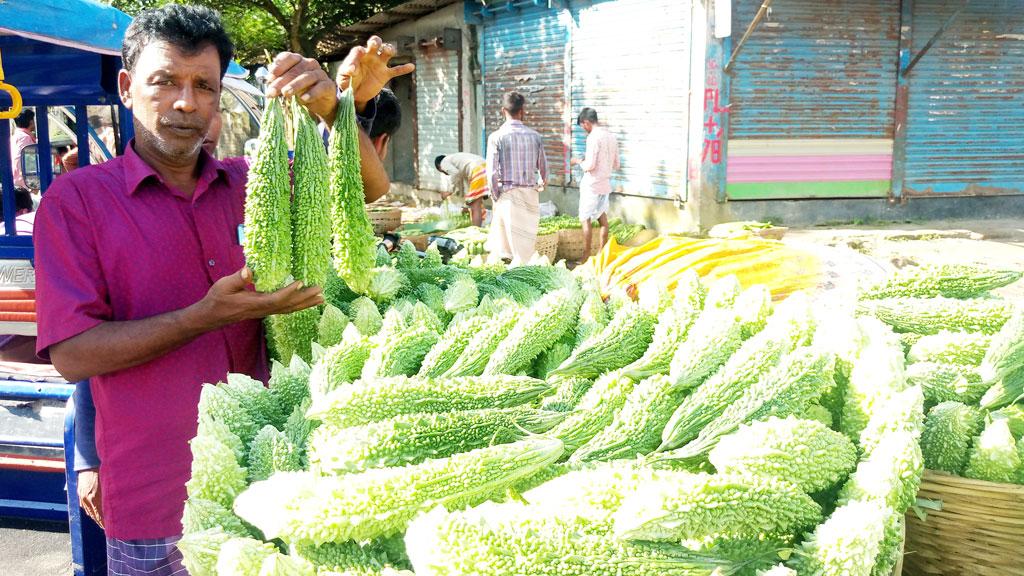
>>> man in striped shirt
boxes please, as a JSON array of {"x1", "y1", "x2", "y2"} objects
[{"x1": 486, "y1": 91, "x2": 547, "y2": 264}]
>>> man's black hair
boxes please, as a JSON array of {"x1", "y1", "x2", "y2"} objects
[
  {"x1": 369, "y1": 88, "x2": 401, "y2": 139},
  {"x1": 13, "y1": 108, "x2": 34, "y2": 129},
  {"x1": 13, "y1": 187, "x2": 32, "y2": 212},
  {"x1": 434, "y1": 155, "x2": 446, "y2": 172},
  {"x1": 577, "y1": 107, "x2": 598, "y2": 125},
  {"x1": 123, "y1": 5, "x2": 234, "y2": 78},
  {"x1": 502, "y1": 91, "x2": 525, "y2": 116}
]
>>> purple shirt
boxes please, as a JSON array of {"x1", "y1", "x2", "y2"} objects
[
  {"x1": 486, "y1": 119, "x2": 547, "y2": 197},
  {"x1": 34, "y1": 141, "x2": 267, "y2": 539}
]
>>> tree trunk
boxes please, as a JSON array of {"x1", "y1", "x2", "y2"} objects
[
  {"x1": 289, "y1": 20, "x2": 303, "y2": 53},
  {"x1": 289, "y1": 0, "x2": 310, "y2": 56}
]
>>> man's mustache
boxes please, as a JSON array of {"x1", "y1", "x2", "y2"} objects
[{"x1": 159, "y1": 117, "x2": 206, "y2": 131}]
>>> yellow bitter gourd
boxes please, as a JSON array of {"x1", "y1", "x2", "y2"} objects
[{"x1": 328, "y1": 88, "x2": 375, "y2": 293}]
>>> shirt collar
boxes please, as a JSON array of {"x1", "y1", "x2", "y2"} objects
[
  {"x1": 503, "y1": 119, "x2": 525, "y2": 128},
  {"x1": 123, "y1": 139, "x2": 228, "y2": 198}
]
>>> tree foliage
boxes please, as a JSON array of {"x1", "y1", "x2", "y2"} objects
[{"x1": 109, "y1": 0, "x2": 405, "y2": 64}]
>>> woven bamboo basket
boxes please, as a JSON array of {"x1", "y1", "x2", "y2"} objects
[
  {"x1": 368, "y1": 207, "x2": 402, "y2": 235},
  {"x1": 555, "y1": 228, "x2": 600, "y2": 262},
  {"x1": 534, "y1": 233, "x2": 559, "y2": 262},
  {"x1": 903, "y1": 470, "x2": 1024, "y2": 575},
  {"x1": 402, "y1": 233, "x2": 429, "y2": 251}
]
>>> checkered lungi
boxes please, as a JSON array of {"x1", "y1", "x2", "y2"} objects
[{"x1": 106, "y1": 536, "x2": 186, "y2": 576}]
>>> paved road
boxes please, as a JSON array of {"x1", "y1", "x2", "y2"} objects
[{"x1": 0, "y1": 517, "x2": 72, "y2": 576}]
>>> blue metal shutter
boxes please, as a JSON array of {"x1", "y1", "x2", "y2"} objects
[
  {"x1": 416, "y1": 47, "x2": 460, "y2": 191},
  {"x1": 569, "y1": 0, "x2": 691, "y2": 199},
  {"x1": 904, "y1": 0, "x2": 1024, "y2": 196},
  {"x1": 481, "y1": 4, "x2": 569, "y2": 185},
  {"x1": 729, "y1": 0, "x2": 900, "y2": 138}
]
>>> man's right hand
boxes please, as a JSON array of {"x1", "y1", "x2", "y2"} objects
[
  {"x1": 191, "y1": 267, "x2": 324, "y2": 331},
  {"x1": 78, "y1": 468, "x2": 103, "y2": 528}
]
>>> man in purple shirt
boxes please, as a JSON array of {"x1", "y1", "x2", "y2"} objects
[
  {"x1": 486, "y1": 91, "x2": 547, "y2": 264},
  {"x1": 33, "y1": 5, "x2": 411, "y2": 575}
]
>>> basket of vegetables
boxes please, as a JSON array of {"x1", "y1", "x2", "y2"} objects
[
  {"x1": 368, "y1": 205, "x2": 402, "y2": 235},
  {"x1": 534, "y1": 232, "x2": 559, "y2": 262},
  {"x1": 857, "y1": 264, "x2": 1024, "y2": 575},
  {"x1": 904, "y1": 471, "x2": 1024, "y2": 575},
  {"x1": 536, "y1": 216, "x2": 597, "y2": 262}
]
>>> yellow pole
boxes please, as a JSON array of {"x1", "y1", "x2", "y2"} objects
[{"x1": 0, "y1": 47, "x2": 24, "y2": 120}]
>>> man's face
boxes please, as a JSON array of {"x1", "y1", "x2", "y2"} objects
[
  {"x1": 119, "y1": 41, "x2": 221, "y2": 164},
  {"x1": 580, "y1": 119, "x2": 594, "y2": 134}
]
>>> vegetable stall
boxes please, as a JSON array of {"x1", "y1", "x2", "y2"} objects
[{"x1": 176, "y1": 81, "x2": 1024, "y2": 575}]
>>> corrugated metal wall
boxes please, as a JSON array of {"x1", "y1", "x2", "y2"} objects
[
  {"x1": 415, "y1": 46, "x2": 461, "y2": 191},
  {"x1": 729, "y1": 0, "x2": 899, "y2": 138},
  {"x1": 903, "y1": 0, "x2": 1024, "y2": 196},
  {"x1": 569, "y1": 0, "x2": 690, "y2": 199},
  {"x1": 481, "y1": 4, "x2": 568, "y2": 185},
  {"x1": 726, "y1": 0, "x2": 900, "y2": 200}
]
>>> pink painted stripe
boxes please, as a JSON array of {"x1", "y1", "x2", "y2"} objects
[{"x1": 727, "y1": 154, "x2": 893, "y2": 183}]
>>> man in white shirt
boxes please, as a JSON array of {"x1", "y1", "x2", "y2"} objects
[
  {"x1": 570, "y1": 107, "x2": 619, "y2": 261},
  {"x1": 435, "y1": 152, "x2": 488, "y2": 226}
]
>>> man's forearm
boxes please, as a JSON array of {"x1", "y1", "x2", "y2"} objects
[
  {"x1": 359, "y1": 130, "x2": 390, "y2": 202},
  {"x1": 49, "y1": 305, "x2": 211, "y2": 383}
]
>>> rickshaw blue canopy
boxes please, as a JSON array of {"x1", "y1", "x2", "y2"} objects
[{"x1": 0, "y1": 0, "x2": 249, "y2": 77}]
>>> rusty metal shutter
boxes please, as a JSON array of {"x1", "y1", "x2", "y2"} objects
[
  {"x1": 903, "y1": 0, "x2": 1024, "y2": 196},
  {"x1": 415, "y1": 46, "x2": 460, "y2": 191},
  {"x1": 481, "y1": 4, "x2": 569, "y2": 185},
  {"x1": 728, "y1": 0, "x2": 900, "y2": 138},
  {"x1": 569, "y1": 0, "x2": 691, "y2": 199}
]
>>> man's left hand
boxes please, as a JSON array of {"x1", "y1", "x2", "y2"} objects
[
  {"x1": 265, "y1": 52, "x2": 339, "y2": 125},
  {"x1": 569, "y1": 158, "x2": 580, "y2": 166},
  {"x1": 78, "y1": 468, "x2": 103, "y2": 529}
]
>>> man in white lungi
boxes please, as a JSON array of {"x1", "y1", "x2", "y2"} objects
[
  {"x1": 486, "y1": 91, "x2": 547, "y2": 264},
  {"x1": 571, "y1": 107, "x2": 619, "y2": 261}
]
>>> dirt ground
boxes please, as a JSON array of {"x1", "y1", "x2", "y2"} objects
[{"x1": 782, "y1": 218, "x2": 1024, "y2": 298}]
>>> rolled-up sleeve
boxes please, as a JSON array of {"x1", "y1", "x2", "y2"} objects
[{"x1": 34, "y1": 182, "x2": 110, "y2": 360}]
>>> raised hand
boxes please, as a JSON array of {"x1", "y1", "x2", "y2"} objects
[{"x1": 336, "y1": 36, "x2": 416, "y2": 111}]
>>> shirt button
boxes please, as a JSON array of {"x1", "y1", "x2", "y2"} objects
[{"x1": 208, "y1": 259, "x2": 216, "y2": 267}]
